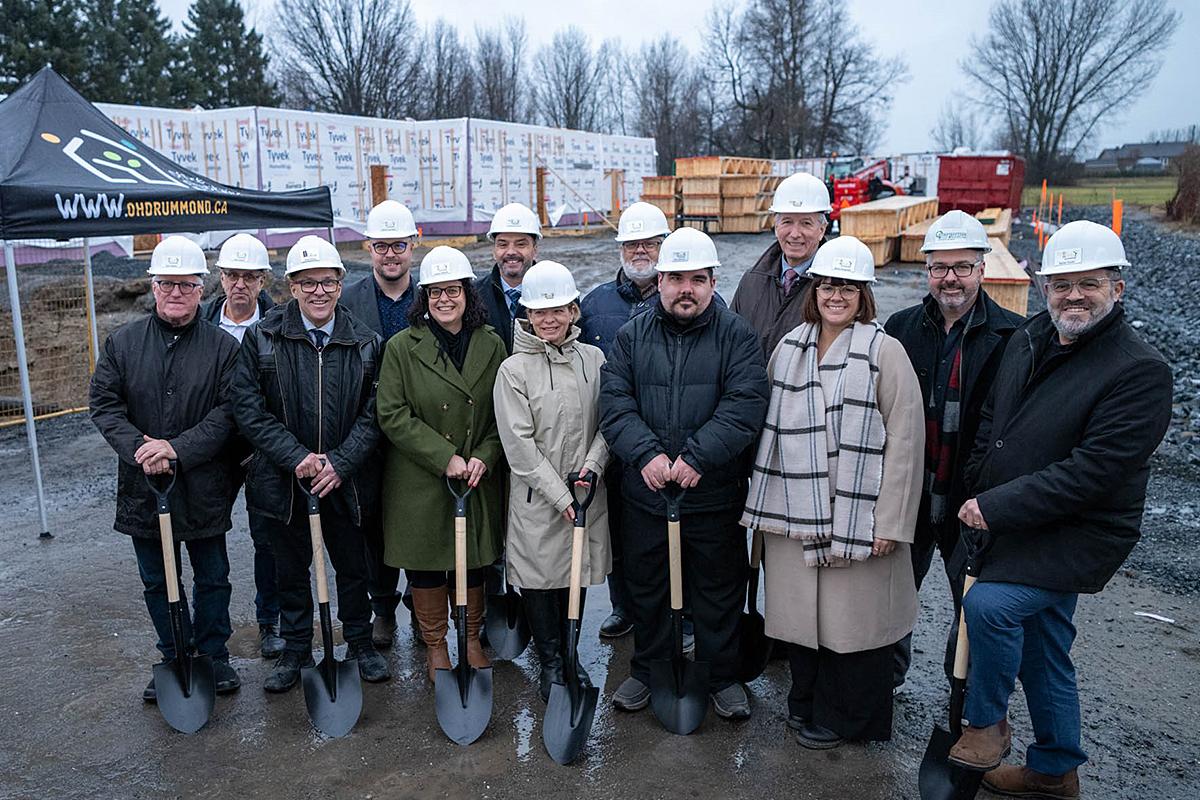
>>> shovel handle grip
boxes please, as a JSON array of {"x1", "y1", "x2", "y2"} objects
[
  {"x1": 568, "y1": 524, "x2": 586, "y2": 620},
  {"x1": 667, "y1": 519, "x2": 683, "y2": 611},
  {"x1": 454, "y1": 516, "x2": 467, "y2": 606},
  {"x1": 310, "y1": 512, "x2": 330, "y2": 605},
  {"x1": 159, "y1": 512, "x2": 180, "y2": 604},
  {"x1": 952, "y1": 574, "x2": 977, "y2": 680}
]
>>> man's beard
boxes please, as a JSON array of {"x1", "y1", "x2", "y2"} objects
[
  {"x1": 1050, "y1": 295, "x2": 1116, "y2": 340},
  {"x1": 621, "y1": 256, "x2": 656, "y2": 284}
]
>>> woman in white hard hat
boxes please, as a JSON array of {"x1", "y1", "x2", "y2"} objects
[
  {"x1": 492, "y1": 261, "x2": 610, "y2": 701},
  {"x1": 375, "y1": 246, "x2": 508, "y2": 683},
  {"x1": 741, "y1": 235, "x2": 924, "y2": 749}
]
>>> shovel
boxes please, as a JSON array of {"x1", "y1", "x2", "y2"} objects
[
  {"x1": 919, "y1": 532, "x2": 984, "y2": 800},
  {"x1": 543, "y1": 472, "x2": 601, "y2": 765},
  {"x1": 145, "y1": 461, "x2": 215, "y2": 735},
  {"x1": 435, "y1": 477, "x2": 493, "y2": 745},
  {"x1": 485, "y1": 564, "x2": 531, "y2": 661},
  {"x1": 736, "y1": 528, "x2": 773, "y2": 683},
  {"x1": 649, "y1": 483, "x2": 710, "y2": 735},
  {"x1": 297, "y1": 478, "x2": 362, "y2": 738}
]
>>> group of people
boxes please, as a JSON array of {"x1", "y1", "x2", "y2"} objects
[{"x1": 90, "y1": 171, "x2": 1172, "y2": 799}]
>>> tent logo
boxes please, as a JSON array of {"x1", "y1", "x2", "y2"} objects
[{"x1": 41, "y1": 128, "x2": 185, "y2": 187}]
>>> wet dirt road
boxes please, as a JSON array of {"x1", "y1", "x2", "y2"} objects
[{"x1": 2, "y1": 230, "x2": 1198, "y2": 799}]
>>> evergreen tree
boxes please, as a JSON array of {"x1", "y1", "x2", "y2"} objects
[
  {"x1": 179, "y1": 0, "x2": 280, "y2": 107},
  {"x1": 78, "y1": 0, "x2": 178, "y2": 105},
  {"x1": 0, "y1": 0, "x2": 88, "y2": 94}
]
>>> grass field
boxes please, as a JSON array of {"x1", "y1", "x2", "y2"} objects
[{"x1": 1021, "y1": 176, "x2": 1177, "y2": 208}]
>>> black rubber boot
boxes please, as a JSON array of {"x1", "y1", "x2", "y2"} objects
[{"x1": 522, "y1": 588, "x2": 564, "y2": 702}]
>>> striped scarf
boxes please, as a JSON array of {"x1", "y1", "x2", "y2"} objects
[{"x1": 740, "y1": 321, "x2": 887, "y2": 567}]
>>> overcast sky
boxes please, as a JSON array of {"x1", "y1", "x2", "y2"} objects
[{"x1": 159, "y1": 0, "x2": 1196, "y2": 156}]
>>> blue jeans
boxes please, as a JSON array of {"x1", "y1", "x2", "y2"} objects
[
  {"x1": 131, "y1": 534, "x2": 232, "y2": 663},
  {"x1": 248, "y1": 511, "x2": 280, "y2": 625},
  {"x1": 963, "y1": 581, "x2": 1087, "y2": 776}
]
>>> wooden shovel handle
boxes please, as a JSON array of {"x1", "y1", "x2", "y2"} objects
[
  {"x1": 568, "y1": 524, "x2": 586, "y2": 620},
  {"x1": 454, "y1": 516, "x2": 467, "y2": 607},
  {"x1": 952, "y1": 574, "x2": 977, "y2": 680},
  {"x1": 310, "y1": 512, "x2": 330, "y2": 605},
  {"x1": 668, "y1": 519, "x2": 683, "y2": 611},
  {"x1": 159, "y1": 513, "x2": 179, "y2": 604}
]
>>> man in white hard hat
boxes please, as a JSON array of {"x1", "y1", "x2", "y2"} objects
[
  {"x1": 340, "y1": 200, "x2": 420, "y2": 649},
  {"x1": 200, "y1": 232, "x2": 284, "y2": 660},
  {"x1": 883, "y1": 211, "x2": 1023, "y2": 691},
  {"x1": 476, "y1": 201, "x2": 541, "y2": 354},
  {"x1": 89, "y1": 235, "x2": 243, "y2": 702},
  {"x1": 232, "y1": 235, "x2": 391, "y2": 692},
  {"x1": 731, "y1": 172, "x2": 832, "y2": 357},
  {"x1": 600, "y1": 227, "x2": 769, "y2": 721},
  {"x1": 947, "y1": 220, "x2": 1172, "y2": 799}
]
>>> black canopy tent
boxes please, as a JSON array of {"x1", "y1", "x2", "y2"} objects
[{"x1": 0, "y1": 66, "x2": 335, "y2": 536}]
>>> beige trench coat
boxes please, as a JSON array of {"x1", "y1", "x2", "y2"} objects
[
  {"x1": 493, "y1": 321, "x2": 611, "y2": 590},
  {"x1": 762, "y1": 331, "x2": 924, "y2": 653}
]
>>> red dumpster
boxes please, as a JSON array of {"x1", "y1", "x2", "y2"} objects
[{"x1": 936, "y1": 154, "x2": 1025, "y2": 215}]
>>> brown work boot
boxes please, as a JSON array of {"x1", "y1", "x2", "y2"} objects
[
  {"x1": 982, "y1": 764, "x2": 1080, "y2": 799},
  {"x1": 465, "y1": 585, "x2": 491, "y2": 669},
  {"x1": 948, "y1": 719, "x2": 1012, "y2": 771},
  {"x1": 411, "y1": 586, "x2": 451, "y2": 682}
]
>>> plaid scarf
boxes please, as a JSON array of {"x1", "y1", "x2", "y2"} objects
[
  {"x1": 925, "y1": 346, "x2": 961, "y2": 524},
  {"x1": 741, "y1": 321, "x2": 887, "y2": 567}
]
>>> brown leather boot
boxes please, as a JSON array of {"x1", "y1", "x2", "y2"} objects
[
  {"x1": 465, "y1": 585, "x2": 491, "y2": 669},
  {"x1": 411, "y1": 586, "x2": 451, "y2": 682},
  {"x1": 948, "y1": 719, "x2": 1012, "y2": 770},
  {"x1": 982, "y1": 764, "x2": 1080, "y2": 799}
]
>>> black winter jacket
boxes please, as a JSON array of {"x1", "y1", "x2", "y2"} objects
[
  {"x1": 89, "y1": 313, "x2": 240, "y2": 540},
  {"x1": 232, "y1": 301, "x2": 383, "y2": 526},
  {"x1": 600, "y1": 300, "x2": 769, "y2": 515},
  {"x1": 201, "y1": 289, "x2": 275, "y2": 325},
  {"x1": 578, "y1": 269, "x2": 661, "y2": 357},
  {"x1": 884, "y1": 291, "x2": 1023, "y2": 546},
  {"x1": 474, "y1": 264, "x2": 526, "y2": 355},
  {"x1": 966, "y1": 305, "x2": 1172, "y2": 594}
]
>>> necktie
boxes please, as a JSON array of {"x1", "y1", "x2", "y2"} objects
[
  {"x1": 505, "y1": 288, "x2": 521, "y2": 317},
  {"x1": 311, "y1": 329, "x2": 327, "y2": 350},
  {"x1": 782, "y1": 268, "x2": 800, "y2": 296}
]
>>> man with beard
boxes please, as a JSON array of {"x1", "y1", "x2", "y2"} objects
[
  {"x1": 731, "y1": 172, "x2": 832, "y2": 358},
  {"x1": 600, "y1": 227, "x2": 769, "y2": 720},
  {"x1": 341, "y1": 200, "x2": 419, "y2": 648},
  {"x1": 475, "y1": 202, "x2": 541, "y2": 355},
  {"x1": 948, "y1": 221, "x2": 1172, "y2": 799},
  {"x1": 883, "y1": 211, "x2": 1023, "y2": 690}
]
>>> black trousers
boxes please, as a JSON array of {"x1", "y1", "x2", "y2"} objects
[
  {"x1": 789, "y1": 642, "x2": 895, "y2": 741},
  {"x1": 894, "y1": 522, "x2": 964, "y2": 684},
  {"x1": 264, "y1": 507, "x2": 372, "y2": 652},
  {"x1": 622, "y1": 503, "x2": 746, "y2": 691},
  {"x1": 603, "y1": 461, "x2": 632, "y2": 617},
  {"x1": 362, "y1": 513, "x2": 403, "y2": 617}
]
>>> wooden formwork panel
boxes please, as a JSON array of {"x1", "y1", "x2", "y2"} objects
[
  {"x1": 682, "y1": 177, "x2": 722, "y2": 195},
  {"x1": 862, "y1": 237, "x2": 900, "y2": 266},
  {"x1": 840, "y1": 196, "x2": 940, "y2": 239},
  {"x1": 682, "y1": 195, "x2": 722, "y2": 215},
  {"x1": 642, "y1": 176, "x2": 679, "y2": 197},
  {"x1": 644, "y1": 196, "x2": 680, "y2": 222},
  {"x1": 983, "y1": 236, "x2": 1030, "y2": 316},
  {"x1": 720, "y1": 176, "x2": 771, "y2": 197},
  {"x1": 719, "y1": 213, "x2": 770, "y2": 233},
  {"x1": 675, "y1": 156, "x2": 773, "y2": 177},
  {"x1": 682, "y1": 218, "x2": 721, "y2": 234},
  {"x1": 721, "y1": 195, "x2": 771, "y2": 215},
  {"x1": 978, "y1": 208, "x2": 1012, "y2": 246}
]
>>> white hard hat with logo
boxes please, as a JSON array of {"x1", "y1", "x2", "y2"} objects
[
  {"x1": 365, "y1": 199, "x2": 418, "y2": 239},
  {"x1": 519, "y1": 261, "x2": 579, "y2": 309},
  {"x1": 148, "y1": 235, "x2": 209, "y2": 276},
  {"x1": 215, "y1": 233, "x2": 272, "y2": 271},
  {"x1": 285, "y1": 235, "x2": 344, "y2": 276},
  {"x1": 769, "y1": 172, "x2": 833, "y2": 215},
  {"x1": 921, "y1": 210, "x2": 992, "y2": 253},
  {"x1": 615, "y1": 202, "x2": 671, "y2": 242},
  {"x1": 1038, "y1": 220, "x2": 1130, "y2": 276},
  {"x1": 418, "y1": 246, "x2": 475, "y2": 285},
  {"x1": 807, "y1": 235, "x2": 877, "y2": 283},
  {"x1": 656, "y1": 227, "x2": 721, "y2": 272},
  {"x1": 488, "y1": 202, "x2": 542, "y2": 240}
]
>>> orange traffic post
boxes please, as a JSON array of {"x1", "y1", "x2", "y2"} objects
[
  {"x1": 1057, "y1": 194, "x2": 1063, "y2": 225},
  {"x1": 1112, "y1": 199, "x2": 1123, "y2": 237}
]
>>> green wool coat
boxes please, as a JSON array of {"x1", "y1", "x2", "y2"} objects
[{"x1": 376, "y1": 323, "x2": 507, "y2": 571}]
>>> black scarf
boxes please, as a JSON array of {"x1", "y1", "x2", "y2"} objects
[{"x1": 428, "y1": 319, "x2": 471, "y2": 372}]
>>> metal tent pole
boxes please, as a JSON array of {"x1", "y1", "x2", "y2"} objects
[
  {"x1": 3, "y1": 241, "x2": 51, "y2": 538},
  {"x1": 82, "y1": 238, "x2": 100, "y2": 372}
]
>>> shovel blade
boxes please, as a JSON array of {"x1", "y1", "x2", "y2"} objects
[
  {"x1": 153, "y1": 655, "x2": 215, "y2": 735},
  {"x1": 434, "y1": 664, "x2": 493, "y2": 745},
  {"x1": 919, "y1": 725, "x2": 985, "y2": 800},
  {"x1": 735, "y1": 610, "x2": 772, "y2": 683},
  {"x1": 649, "y1": 657, "x2": 710, "y2": 735},
  {"x1": 484, "y1": 592, "x2": 530, "y2": 661},
  {"x1": 301, "y1": 656, "x2": 363, "y2": 738},
  {"x1": 543, "y1": 681, "x2": 599, "y2": 765}
]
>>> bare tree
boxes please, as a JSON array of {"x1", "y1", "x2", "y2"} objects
[
  {"x1": 1145, "y1": 125, "x2": 1199, "y2": 144},
  {"x1": 931, "y1": 100, "x2": 981, "y2": 151},
  {"x1": 473, "y1": 17, "x2": 528, "y2": 122},
  {"x1": 632, "y1": 35, "x2": 710, "y2": 175},
  {"x1": 420, "y1": 18, "x2": 474, "y2": 118},
  {"x1": 965, "y1": 0, "x2": 1179, "y2": 183},
  {"x1": 531, "y1": 26, "x2": 607, "y2": 131},
  {"x1": 590, "y1": 38, "x2": 629, "y2": 135},
  {"x1": 270, "y1": 0, "x2": 422, "y2": 118}
]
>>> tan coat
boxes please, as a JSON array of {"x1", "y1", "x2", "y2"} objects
[
  {"x1": 493, "y1": 321, "x2": 611, "y2": 589},
  {"x1": 762, "y1": 332, "x2": 924, "y2": 653}
]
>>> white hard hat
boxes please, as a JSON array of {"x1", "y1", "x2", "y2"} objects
[
  {"x1": 148, "y1": 235, "x2": 208, "y2": 276},
  {"x1": 215, "y1": 233, "x2": 272, "y2": 271},
  {"x1": 519, "y1": 261, "x2": 579, "y2": 309},
  {"x1": 1038, "y1": 220, "x2": 1130, "y2": 276},
  {"x1": 657, "y1": 227, "x2": 720, "y2": 272},
  {"x1": 615, "y1": 202, "x2": 671, "y2": 242},
  {"x1": 418, "y1": 246, "x2": 475, "y2": 286},
  {"x1": 285, "y1": 235, "x2": 344, "y2": 276},
  {"x1": 769, "y1": 172, "x2": 833, "y2": 215},
  {"x1": 807, "y1": 236, "x2": 876, "y2": 283},
  {"x1": 365, "y1": 200, "x2": 418, "y2": 239},
  {"x1": 488, "y1": 202, "x2": 542, "y2": 240},
  {"x1": 921, "y1": 210, "x2": 992, "y2": 254}
]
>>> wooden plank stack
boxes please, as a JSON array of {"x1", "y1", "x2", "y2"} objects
[
  {"x1": 675, "y1": 156, "x2": 777, "y2": 234},
  {"x1": 640, "y1": 176, "x2": 681, "y2": 229},
  {"x1": 839, "y1": 195, "x2": 940, "y2": 266},
  {"x1": 899, "y1": 206, "x2": 1013, "y2": 262},
  {"x1": 982, "y1": 236, "x2": 1031, "y2": 316}
]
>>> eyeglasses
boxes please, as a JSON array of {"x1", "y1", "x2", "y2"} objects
[
  {"x1": 621, "y1": 239, "x2": 663, "y2": 253},
  {"x1": 220, "y1": 269, "x2": 265, "y2": 285},
  {"x1": 927, "y1": 261, "x2": 982, "y2": 278},
  {"x1": 1047, "y1": 277, "x2": 1115, "y2": 295},
  {"x1": 371, "y1": 241, "x2": 411, "y2": 255},
  {"x1": 295, "y1": 278, "x2": 342, "y2": 294},
  {"x1": 816, "y1": 283, "x2": 862, "y2": 298},
  {"x1": 426, "y1": 285, "x2": 463, "y2": 300},
  {"x1": 153, "y1": 279, "x2": 203, "y2": 296}
]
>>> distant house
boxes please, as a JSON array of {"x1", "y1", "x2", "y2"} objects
[{"x1": 1084, "y1": 141, "x2": 1190, "y2": 175}]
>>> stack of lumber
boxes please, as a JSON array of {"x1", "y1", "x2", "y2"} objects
[
  {"x1": 839, "y1": 196, "x2": 940, "y2": 265},
  {"x1": 982, "y1": 236, "x2": 1031, "y2": 316},
  {"x1": 640, "y1": 176, "x2": 681, "y2": 229},
  {"x1": 899, "y1": 206, "x2": 1014, "y2": 262},
  {"x1": 675, "y1": 156, "x2": 777, "y2": 234}
]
